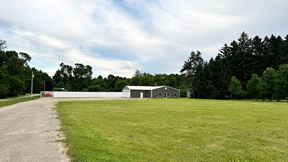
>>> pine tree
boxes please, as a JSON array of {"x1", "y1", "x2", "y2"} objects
[{"x1": 181, "y1": 51, "x2": 204, "y2": 98}]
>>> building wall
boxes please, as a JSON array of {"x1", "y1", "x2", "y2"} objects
[
  {"x1": 130, "y1": 90, "x2": 151, "y2": 98},
  {"x1": 50, "y1": 92, "x2": 122, "y2": 98},
  {"x1": 152, "y1": 86, "x2": 180, "y2": 98},
  {"x1": 122, "y1": 90, "x2": 130, "y2": 98}
]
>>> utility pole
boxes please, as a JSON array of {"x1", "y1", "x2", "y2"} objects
[
  {"x1": 31, "y1": 71, "x2": 34, "y2": 98},
  {"x1": 43, "y1": 81, "x2": 46, "y2": 92}
]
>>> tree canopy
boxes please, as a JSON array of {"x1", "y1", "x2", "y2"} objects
[
  {"x1": 181, "y1": 32, "x2": 288, "y2": 99},
  {"x1": 0, "y1": 40, "x2": 52, "y2": 98},
  {"x1": 2, "y1": 32, "x2": 288, "y2": 100}
]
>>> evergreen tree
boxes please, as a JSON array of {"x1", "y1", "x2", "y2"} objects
[
  {"x1": 180, "y1": 32, "x2": 288, "y2": 99},
  {"x1": 180, "y1": 51, "x2": 204, "y2": 98}
]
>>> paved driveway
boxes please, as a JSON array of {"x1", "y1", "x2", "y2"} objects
[{"x1": 0, "y1": 98, "x2": 68, "y2": 162}]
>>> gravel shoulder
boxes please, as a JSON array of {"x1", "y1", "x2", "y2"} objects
[{"x1": 0, "y1": 98, "x2": 69, "y2": 162}]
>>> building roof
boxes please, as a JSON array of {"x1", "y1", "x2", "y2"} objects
[{"x1": 125, "y1": 86, "x2": 165, "y2": 90}]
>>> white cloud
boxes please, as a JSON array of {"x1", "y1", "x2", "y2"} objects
[
  {"x1": 63, "y1": 48, "x2": 139, "y2": 77},
  {"x1": 0, "y1": 0, "x2": 288, "y2": 77}
]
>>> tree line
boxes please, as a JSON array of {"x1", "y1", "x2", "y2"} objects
[
  {"x1": 0, "y1": 39, "x2": 186, "y2": 98},
  {"x1": 181, "y1": 32, "x2": 288, "y2": 99},
  {"x1": 0, "y1": 41, "x2": 52, "y2": 98},
  {"x1": 1, "y1": 32, "x2": 288, "y2": 100},
  {"x1": 52, "y1": 63, "x2": 187, "y2": 96},
  {"x1": 246, "y1": 65, "x2": 288, "y2": 101}
]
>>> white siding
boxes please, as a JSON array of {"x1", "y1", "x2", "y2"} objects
[
  {"x1": 51, "y1": 92, "x2": 122, "y2": 98},
  {"x1": 122, "y1": 90, "x2": 130, "y2": 98}
]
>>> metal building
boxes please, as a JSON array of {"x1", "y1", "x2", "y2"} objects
[{"x1": 122, "y1": 86, "x2": 180, "y2": 98}]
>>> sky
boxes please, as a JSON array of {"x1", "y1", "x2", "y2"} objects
[{"x1": 0, "y1": 0, "x2": 288, "y2": 78}]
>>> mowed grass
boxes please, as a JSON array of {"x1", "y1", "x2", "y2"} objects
[
  {"x1": 57, "y1": 99, "x2": 288, "y2": 162},
  {"x1": 0, "y1": 95, "x2": 40, "y2": 108}
]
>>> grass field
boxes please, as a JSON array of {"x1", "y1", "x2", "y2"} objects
[
  {"x1": 0, "y1": 95, "x2": 40, "y2": 108},
  {"x1": 57, "y1": 99, "x2": 288, "y2": 162}
]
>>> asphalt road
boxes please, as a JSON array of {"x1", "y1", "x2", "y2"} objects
[{"x1": 0, "y1": 98, "x2": 68, "y2": 162}]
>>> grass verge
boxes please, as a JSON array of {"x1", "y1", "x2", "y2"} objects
[
  {"x1": 0, "y1": 95, "x2": 40, "y2": 108},
  {"x1": 57, "y1": 99, "x2": 288, "y2": 162}
]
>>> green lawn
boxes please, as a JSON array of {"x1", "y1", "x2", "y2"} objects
[
  {"x1": 0, "y1": 95, "x2": 40, "y2": 108},
  {"x1": 57, "y1": 99, "x2": 288, "y2": 162}
]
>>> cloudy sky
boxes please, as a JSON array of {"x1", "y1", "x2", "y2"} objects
[{"x1": 0, "y1": 0, "x2": 288, "y2": 77}]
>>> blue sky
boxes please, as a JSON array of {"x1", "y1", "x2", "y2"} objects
[{"x1": 0, "y1": 0, "x2": 288, "y2": 77}]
